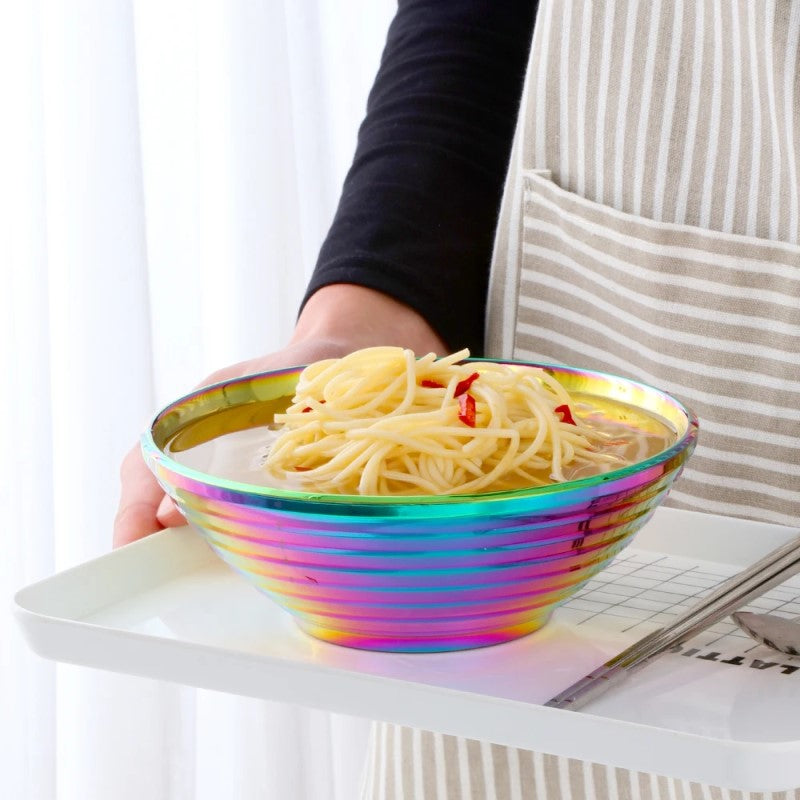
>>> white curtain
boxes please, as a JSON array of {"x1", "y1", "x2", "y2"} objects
[{"x1": 1, "y1": 1, "x2": 396, "y2": 797}]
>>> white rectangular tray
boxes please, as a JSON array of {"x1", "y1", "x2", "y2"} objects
[{"x1": 14, "y1": 507, "x2": 800, "y2": 792}]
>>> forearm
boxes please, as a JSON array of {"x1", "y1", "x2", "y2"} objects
[
  {"x1": 292, "y1": 283, "x2": 448, "y2": 355},
  {"x1": 304, "y1": 0, "x2": 536, "y2": 355}
]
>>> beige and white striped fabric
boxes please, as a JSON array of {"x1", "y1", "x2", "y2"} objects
[
  {"x1": 361, "y1": 723, "x2": 800, "y2": 800},
  {"x1": 363, "y1": 1, "x2": 800, "y2": 797},
  {"x1": 499, "y1": 169, "x2": 800, "y2": 527}
]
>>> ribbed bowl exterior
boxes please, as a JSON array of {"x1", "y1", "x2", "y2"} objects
[{"x1": 143, "y1": 361, "x2": 698, "y2": 652}]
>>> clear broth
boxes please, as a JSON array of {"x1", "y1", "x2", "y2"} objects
[{"x1": 166, "y1": 393, "x2": 677, "y2": 494}]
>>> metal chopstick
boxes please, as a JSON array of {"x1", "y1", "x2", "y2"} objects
[{"x1": 545, "y1": 530, "x2": 800, "y2": 711}]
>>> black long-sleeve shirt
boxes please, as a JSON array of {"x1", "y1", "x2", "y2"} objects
[{"x1": 303, "y1": 0, "x2": 536, "y2": 355}]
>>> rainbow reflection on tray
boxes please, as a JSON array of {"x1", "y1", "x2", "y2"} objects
[{"x1": 142, "y1": 359, "x2": 698, "y2": 653}]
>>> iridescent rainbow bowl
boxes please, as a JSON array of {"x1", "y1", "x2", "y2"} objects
[{"x1": 142, "y1": 359, "x2": 698, "y2": 653}]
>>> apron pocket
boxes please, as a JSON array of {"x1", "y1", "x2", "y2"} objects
[{"x1": 510, "y1": 169, "x2": 800, "y2": 526}]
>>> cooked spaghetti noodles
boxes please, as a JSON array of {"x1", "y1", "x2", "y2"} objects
[{"x1": 263, "y1": 347, "x2": 627, "y2": 495}]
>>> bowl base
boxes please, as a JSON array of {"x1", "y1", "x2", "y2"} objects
[{"x1": 294, "y1": 611, "x2": 554, "y2": 653}]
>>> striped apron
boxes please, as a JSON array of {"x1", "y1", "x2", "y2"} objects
[{"x1": 363, "y1": 1, "x2": 800, "y2": 797}]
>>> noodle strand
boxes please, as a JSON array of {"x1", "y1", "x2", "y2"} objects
[{"x1": 264, "y1": 348, "x2": 626, "y2": 495}]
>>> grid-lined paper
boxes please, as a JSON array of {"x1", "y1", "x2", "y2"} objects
[{"x1": 558, "y1": 549, "x2": 800, "y2": 658}]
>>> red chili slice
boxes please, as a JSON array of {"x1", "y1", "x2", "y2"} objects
[
  {"x1": 421, "y1": 379, "x2": 445, "y2": 389},
  {"x1": 554, "y1": 404, "x2": 577, "y2": 425},
  {"x1": 454, "y1": 372, "x2": 479, "y2": 397},
  {"x1": 458, "y1": 393, "x2": 476, "y2": 427}
]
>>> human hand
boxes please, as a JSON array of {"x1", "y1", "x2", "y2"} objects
[
  {"x1": 112, "y1": 285, "x2": 447, "y2": 548},
  {"x1": 113, "y1": 339, "x2": 357, "y2": 548}
]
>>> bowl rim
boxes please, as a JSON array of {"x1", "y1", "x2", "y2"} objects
[{"x1": 141, "y1": 357, "x2": 699, "y2": 507}]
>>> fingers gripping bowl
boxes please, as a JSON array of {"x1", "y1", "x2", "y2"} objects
[{"x1": 142, "y1": 355, "x2": 698, "y2": 653}]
